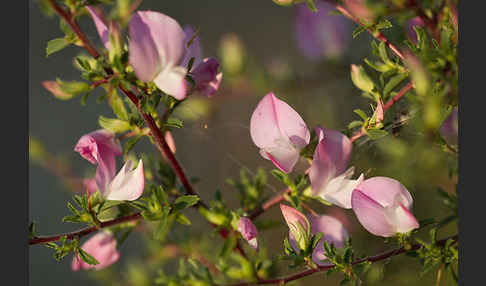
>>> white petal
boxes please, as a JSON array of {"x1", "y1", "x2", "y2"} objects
[{"x1": 105, "y1": 159, "x2": 145, "y2": 201}]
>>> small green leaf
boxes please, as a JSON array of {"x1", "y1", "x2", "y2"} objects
[
  {"x1": 46, "y1": 38, "x2": 70, "y2": 57},
  {"x1": 352, "y1": 26, "x2": 367, "y2": 39},
  {"x1": 165, "y1": 118, "x2": 184, "y2": 128},
  {"x1": 383, "y1": 73, "x2": 408, "y2": 97},
  {"x1": 367, "y1": 129, "x2": 388, "y2": 140},
  {"x1": 109, "y1": 90, "x2": 129, "y2": 121},
  {"x1": 353, "y1": 109, "x2": 368, "y2": 121},
  {"x1": 98, "y1": 116, "x2": 131, "y2": 133},
  {"x1": 77, "y1": 247, "x2": 100, "y2": 265},
  {"x1": 174, "y1": 195, "x2": 200, "y2": 210},
  {"x1": 348, "y1": 120, "x2": 363, "y2": 130}
]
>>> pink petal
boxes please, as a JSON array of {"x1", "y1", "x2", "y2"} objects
[
  {"x1": 135, "y1": 11, "x2": 186, "y2": 67},
  {"x1": 351, "y1": 190, "x2": 395, "y2": 237},
  {"x1": 153, "y1": 66, "x2": 187, "y2": 100},
  {"x1": 128, "y1": 12, "x2": 161, "y2": 82},
  {"x1": 105, "y1": 159, "x2": 145, "y2": 201},
  {"x1": 86, "y1": 6, "x2": 110, "y2": 50},
  {"x1": 355, "y1": 177, "x2": 414, "y2": 209},
  {"x1": 250, "y1": 93, "x2": 309, "y2": 173},
  {"x1": 310, "y1": 215, "x2": 349, "y2": 265},
  {"x1": 280, "y1": 204, "x2": 309, "y2": 233},
  {"x1": 316, "y1": 126, "x2": 352, "y2": 175},
  {"x1": 182, "y1": 25, "x2": 202, "y2": 68},
  {"x1": 71, "y1": 232, "x2": 119, "y2": 271},
  {"x1": 238, "y1": 217, "x2": 259, "y2": 250},
  {"x1": 94, "y1": 146, "x2": 117, "y2": 194},
  {"x1": 384, "y1": 202, "x2": 420, "y2": 234}
]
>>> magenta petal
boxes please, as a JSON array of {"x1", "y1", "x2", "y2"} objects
[
  {"x1": 182, "y1": 25, "x2": 202, "y2": 67},
  {"x1": 310, "y1": 215, "x2": 349, "y2": 265},
  {"x1": 351, "y1": 190, "x2": 395, "y2": 237},
  {"x1": 238, "y1": 217, "x2": 259, "y2": 250},
  {"x1": 105, "y1": 159, "x2": 145, "y2": 201},
  {"x1": 86, "y1": 6, "x2": 110, "y2": 50},
  {"x1": 71, "y1": 232, "x2": 119, "y2": 271},
  {"x1": 128, "y1": 12, "x2": 161, "y2": 82},
  {"x1": 439, "y1": 107, "x2": 458, "y2": 146}
]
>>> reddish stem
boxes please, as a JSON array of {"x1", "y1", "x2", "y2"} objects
[{"x1": 224, "y1": 234, "x2": 458, "y2": 286}]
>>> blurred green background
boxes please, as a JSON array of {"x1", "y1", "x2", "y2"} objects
[{"x1": 29, "y1": 0, "x2": 457, "y2": 285}]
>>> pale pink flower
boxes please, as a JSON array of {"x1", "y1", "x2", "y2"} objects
[
  {"x1": 237, "y1": 217, "x2": 259, "y2": 250},
  {"x1": 250, "y1": 93, "x2": 310, "y2": 173},
  {"x1": 128, "y1": 11, "x2": 187, "y2": 100},
  {"x1": 309, "y1": 126, "x2": 363, "y2": 208},
  {"x1": 75, "y1": 130, "x2": 145, "y2": 201},
  {"x1": 351, "y1": 177, "x2": 420, "y2": 237},
  {"x1": 72, "y1": 232, "x2": 120, "y2": 271}
]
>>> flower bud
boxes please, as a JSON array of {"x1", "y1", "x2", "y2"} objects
[
  {"x1": 407, "y1": 16, "x2": 425, "y2": 44},
  {"x1": 41, "y1": 81, "x2": 73, "y2": 100},
  {"x1": 237, "y1": 217, "x2": 259, "y2": 250},
  {"x1": 439, "y1": 107, "x2": 458, "y2": 146},
  {"x1": 191, "y1": 58, "x2": 223, "y2": 97},
  {"x1": 280, "y1": 204, "x2": 310, "y2": 251}
]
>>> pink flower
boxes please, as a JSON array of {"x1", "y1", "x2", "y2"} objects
[
  {"x1": 439, "y1": 107, "x2": 458, "y2": 146},
  {"x1": 407, "y1": 16, "x2": 425, "y2": 44},
  {"x1": 351, "y1": 177, "x2": 420, "y2": 237},
  {"x1": 191, "y1": 57, "x2": 223, "y2": 97},
  {"x1": 295, "y1": 1, "x2": 349, "y2": 60},
  {"x1": 72, "y1": 232, "x2": 120, "y2": 271},
  {"x1": 250, "y1": 93, "x2": 310, "y2": 173},
  {"x1": 74, "y1": 129, "x2": 122, "y2": 193},
  {"x1": 182, "y1": 26, "x2": 223, "y2": 97},
  {"x1": 281, "y1": 205, "x2": 349, "y2": 265},
  {"x1": 128, "y1": 11, "x2": 187, "y2": 100},
  {"x1": 75, "y1": 130, "x2": 145, "y2": 201},
  {"x1": 309, "y1": 126, "x2": 363, "y2": 208},
  {"x1": 309, "y1": 215, "x2": 349, "y2": 266},
  {"x1": 85, "y1": 6, "x2": 110, "y2": 50},
  {"x1": 237, "y1": 217, "x2": 259, "y2": 250}
]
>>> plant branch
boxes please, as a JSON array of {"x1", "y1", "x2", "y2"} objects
[
  {"x1": 248, "y1": 188, "x2": 290, "y2": 220},
  {"x1": 29, "y1": 212, "x2": 142, "y2": 245},
  {"x1": 350, "y1": 81, "x2": 414, "y2": 143},
  {"x1": 223, "y1": 234, "x2": 458, "y2": 286},
  {"x1": 47, "y1": 0, "x2": 100, "y2": 59}
]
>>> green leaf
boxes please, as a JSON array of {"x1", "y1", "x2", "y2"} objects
[
  {"x1": 383, "y1": 73, "x2": 408, "y2": 97},
  {"x1": 77, "y1": 247, "x2": 100, "y2": 265},
  {"x1": 375, "y1": 19, "x2": 393, "y2": 30},
  {"x1": 352, "y1": 26, "x2": 367, "y2": 39},
  {"x1": 174, "y1": 195, "x2": 200, "y2": 211},
  {"x1": 57, "y1": 80, "x2": 91, "y2": 96},
  {"x1": 153, "y1": 207, "x2": 171, "y2": 241},
  {"x1": 367, "y1": 129, "x2": 388, "y2": 140},
  {"x1": 165, "y1": 117, "x2": 184, "y2": 129},
  {"x1": 348, "y1": 120, "x2": 363, "y2": 130},
  {"x1": 46, "y1": 38, "x2": 70, "y2": 57},
  {"x1": 98, "y1": 116, "x2": 131, "y2": 133},
  {"x1": 353, "y1": 109, "x2": 368, "y2": 121},
  {"x1": 109, "y1": 90, "x2": 129, "y2": 121},
  {"x1": 176, "y1": 213, "x2": 192, "y2": 225}
]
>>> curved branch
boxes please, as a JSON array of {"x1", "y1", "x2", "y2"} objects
[
  {"x1": 224, "y1": 234, "x2": 458, "y2": 286},
  {"x1": 29, "y1": 213, "x2": 142, "y2": 245}
]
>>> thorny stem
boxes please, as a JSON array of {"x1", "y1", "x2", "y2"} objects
[{"x1": 223, "y1": 234, "x2": 458, "y2": 286}]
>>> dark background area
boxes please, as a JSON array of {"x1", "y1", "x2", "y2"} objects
[{"x1": 29, "y1": 1, "x2": 457, "y2": 285}]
